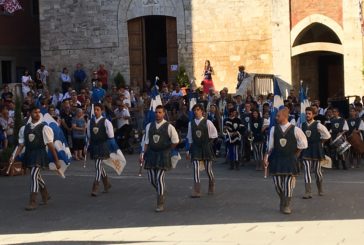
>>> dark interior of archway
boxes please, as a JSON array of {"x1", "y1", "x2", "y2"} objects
[
  {"x1": 293, "y1": 23, "x2": 342, "y2": 46},
  {"x1": 318, "y1": 53, "x2": 344, "y2": 105},
  {"x1": 292, "y1": 52, "x2": 344, "y2": 107},
  {"x1": 144, "y1": 16, "x2": 168, "y2": 84}
]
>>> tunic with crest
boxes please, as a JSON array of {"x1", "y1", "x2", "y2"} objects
[
  {"x1": 268, "y1": 124, "x2": 307, "y2": 176},
  {"x1": 190, "y1": 118, "x2": 215, "y2": 161},
  {"x1": 301, "y1": 121, "x2": 325, "y2": 160},
  {"x1": 330, "y1": 117, "x2": 346, "y2": 140},
  {"x1": 23, "y1": 122, "x2": 49, "y2": 168},
  {"x1": 144, "y1": 122, "x2": 172, "y2": 170},
  {"x1": 89, "y1": 117, "x2": 110, "y2": 159},
  {"x1": 347, "y1": 118, "x2": 362, "y2": 135},
  {"x1": 250, "y1": 118, "x2": 264, "y2": 143}
]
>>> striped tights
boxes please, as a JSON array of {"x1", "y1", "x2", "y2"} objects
[
  {"x1": 302, "y1": 159, "x2": 323, "y2": 183},
  {"x1": 192, "y1": 160, "x2": 214, "y2": 183},
  {"x1": 95, "y1": 159, "x2": 107, "y2": 182},
  {"x1": 30, "y1": 167, "x2": 46, "y2": 193},
  {"x1": 148, "y1": 169, "x2": 166, "y2": 196},
  {"x1": 272, "y1": 175, "x2": 295, "y2": 198}
]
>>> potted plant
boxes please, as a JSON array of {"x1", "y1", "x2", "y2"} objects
[{"x1": 114, "y1": 72, "x2": 126, "y2": 89}]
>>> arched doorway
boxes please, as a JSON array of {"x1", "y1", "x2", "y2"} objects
[
  {"x1": 128, "y1": 16, "x2": 178, "y2": 90},
  {"x1": 291, "y1": 22, "x2": 344, "y2": 106}
]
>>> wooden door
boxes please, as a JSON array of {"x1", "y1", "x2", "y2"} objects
[
  {"x1": 166, "y1": 17, "x2": 178, "y2": 84},
  {"x1": 128, "y1": 18, "x2": 145, "y2": 90}
]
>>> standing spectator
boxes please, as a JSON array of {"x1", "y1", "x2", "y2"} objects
[
  {"x1": 97, "y1": 64, "x2": 108, "y2": 91},
  {"x1": 114, "y1": 101, "x2": 132, "y2": 151},
  {"x1": 201, "y1": 60, "x2": 215, "y2": 94},
  {"x1": 0, "y1": 123, "x2": 7, "y2": 151},
  {"x1": 60, "y1": 101, "x2": 74, "y2": 145},
  {"x1": 72, "y1": 108, "x2": 86, "y2": 160},
  {"x1": 21, "y1": 69, "x2": 33, "y2": 97},
  {"x1": 236, "y1": 65, "x2": 249, "y2": 90},
  {"x1": 60, "y1": 67, "x2": 72, "y2": 94},
  {"x1": 0, "y1": 106, "x2": 14, "y2": 147},
  {"x1": 1, "y1": 85, "x2": 13, "y2": 104},
  {"x1": 36, "y1": 65, "x2": 49, "y2": 91},
  {"x1": 73, "y1": 63, "x2": 87, "y2": 93},
  {"x1": 91, "y1": 81, "x2": 106, "y2": 104},
  {"x1": 51, "y1": 88, "x2": 63, "y2": 109}
]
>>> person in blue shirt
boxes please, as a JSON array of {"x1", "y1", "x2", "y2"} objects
[
  {"x1": 73, "y1": 63, "x2": 87, "y2": 93},
  {"x1": 91, "y1": 80, "x2": 106, "y2": 104}
]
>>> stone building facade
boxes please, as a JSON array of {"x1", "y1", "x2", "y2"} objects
[{"x1": 38, "y1": 0, "x2": 364, "y2": 103}]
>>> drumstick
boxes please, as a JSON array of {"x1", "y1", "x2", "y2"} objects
[{"x1": 264, "y1": 166, "x2": 268, "y2": 179}]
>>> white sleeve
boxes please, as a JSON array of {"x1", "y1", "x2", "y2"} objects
[
  {"x1": 268, "y1": 127, "x2": 275, "y2": 153},
  {"x1": 144, "y1": 123, "x2": 151, "y2": 145},
  {"x1": 294, "y1": 127, "x2": 308, "y2": 150},
  {"x1": 343, "y1": 120, "x2": 349, "y2": 131},
  {"x1": 359, "y1": 121, "x2": 364, "y2": 131},
  {"x1": 105, "y1": 119, "x2": 114, "y2": 138},
  {"x1": 43, "y1": 125, "x2": 54, "y2": 144},
  {"x1": 18, "y1": 126, "x2": 25, "y2": 144},
  {"x1": 317, "y1": 122, "x2": 331, "y2": 140},
  {"x1": 187, "y1": 122, "x2": 192, "y2": 144},
  {"x1": 207, "y1": 120, "x2": 218, "y2": 139},
  {"x1": 168, "y1": 124, "x2": 180, "y2": 144},
  {"x1": 263, "y1": 118, "x2": 269, "y2": 127}
]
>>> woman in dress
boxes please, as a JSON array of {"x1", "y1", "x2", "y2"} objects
[
  {"x1": 201, "y1": 60, "x2": 215, "y2": 94},
  {"x1": 21, "y1": 70, "x2": 32, "y2": 97}
]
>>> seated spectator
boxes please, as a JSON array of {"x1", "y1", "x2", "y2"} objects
[{"x1": 72, "y1": 108, "x2": 86, "y2": 160}]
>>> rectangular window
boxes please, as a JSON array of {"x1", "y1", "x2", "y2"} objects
[{"x1": 1, "y1": 61, "x2": 12, "y2": 83}]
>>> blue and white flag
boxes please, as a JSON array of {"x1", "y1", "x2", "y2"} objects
[
  {"x1": 188, "y1": 91, "x2": 198, "y2": 122},
  {"x1": 269, "y1": 78, "x2": 285, "y2": 129},
  {"x1": 103, "y1": 138, "x2": 126, "y2": 175},
  {"x1": 299, "y1": 81, "x2": 310, "y2": 127},
  {"x1": 144, "y1": 77, "x2": 162, "y2": 128},
  {"x1": 44, "y1": 113, "x2": 72, "y2": 178}
]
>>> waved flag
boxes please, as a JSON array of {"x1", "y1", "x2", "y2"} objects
[
  {"x1": 269, "y1": 77, "x2": 285, "y2": 129},
  {"x1": 44, "y1": 113, "x2": 72, "y2": 178},
  {"x1": 103, "y1": 138, "x2": 127, "y2": 175},
  {"x1": 144, "y1": 77, "x2": 162, "y2": 128},
  {"x1": 299, "y1": 81, "x2": 310, "y2": 127}
]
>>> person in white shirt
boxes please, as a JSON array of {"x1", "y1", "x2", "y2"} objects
[
  {"x1": 187, "y1": 104, "x2": 218, "y2": 197},
  {"x1": 51, "y1": 88, "x2": 63, "y2": 108},
  {"x1": 300, "y1": 107, "x2": 331, "y2": 199},
  {"x1": 114, "y1": 102, "x2": 132, "y2": 151},
  {"x1": 87, "y1": 103, "x2": 114, "y2": 197},
  {"x1": 264, "y1": 107, "x2": 308, "y2": 214},
  {"x1": 141, "y1": 105, "x2": 179, "y2": 212},
  {"x1": 60, "y1": 67, "x2": 72, "y2": 94},
  {"x1": 21, "y1": 70, "x2": 32, "y2": 97},
  {"x1": 36, "y1": 65, "x2": 49, "y2": 91}
]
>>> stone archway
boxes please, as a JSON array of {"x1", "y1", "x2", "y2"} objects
[{"x1": 291, "y1": 18, "x2": 344, "y2": 105}]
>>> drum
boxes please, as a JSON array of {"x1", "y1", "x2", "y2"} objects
[
  {"x1": 347, "y1": 130, "x2": 364, "y2": 154},
  {"x1": 330, "y1": 132, "x2": 351, "y2": 155}
]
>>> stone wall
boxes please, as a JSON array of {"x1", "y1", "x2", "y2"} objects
[{"x1": 190, "y1": 0, "x2": 273, "y2": 92}]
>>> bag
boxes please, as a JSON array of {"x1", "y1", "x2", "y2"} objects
[{"x1": 0, "y1": 162, "x2": 25, "y2": 176}]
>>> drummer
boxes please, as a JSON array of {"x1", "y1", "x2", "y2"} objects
[
  {"x1": 346, "y1": 107, "x2": 364, "y2": 168},
  {"x1": 330, "y1": 107, "x2": 349, "y2": 170}
]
